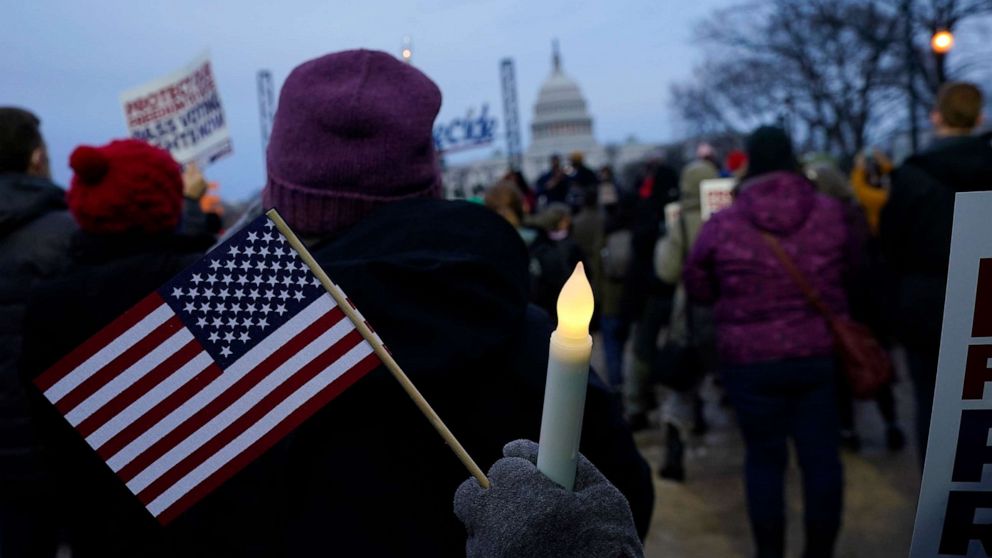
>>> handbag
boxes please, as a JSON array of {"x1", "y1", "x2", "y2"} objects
[
  {"x1": 652, "y1": 216, "x2": 704, "y2": 392},
  {"x1": 760, "y1": 232, "x2": 893, "y2": 399}
]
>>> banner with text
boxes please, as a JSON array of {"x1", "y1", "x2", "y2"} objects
[
  {"x1": 700, "y1": 178, "x2": 736, "y2": 221},
  {"x1": 121, "y1": 52, "x2": 232, "y2": 166},
  {"x1": 911, "y1": 191, "x2": 992, "y2": 557}
]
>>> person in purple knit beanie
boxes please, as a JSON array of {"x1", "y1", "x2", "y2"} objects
[
  {"x1": 247, "y1": 49, "x2": 654, "y2": 557},
  {"x1": 262, "y1": 49, "x2": 443, "y2": 236}
]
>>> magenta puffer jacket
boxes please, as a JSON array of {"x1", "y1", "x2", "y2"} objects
[{"x1": 683, "y1": 171, "x2": 852, "y2": 366}]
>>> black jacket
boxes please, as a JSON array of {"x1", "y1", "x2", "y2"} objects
[
  {"x1": 20, "y1": 200, "x2": 653, "y2": 557},
  {"x1": 290, "y1": 199, "x2": 653, "y2": 556},
  {"x1": 880, "y1": 132, "x2": 992, "y2": 348},
  {"x1": 20, "y1": 232, "x2": 213, "y2": 557},
  {"x1": 0, "y1": 174, "x2": 75, "y2": 489}
]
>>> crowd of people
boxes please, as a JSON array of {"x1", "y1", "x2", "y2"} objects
[
  {"x1": 482, "y1": 81, "x2": 990, "y2": 557},
  {"x1": 0, "y1": 46, "x2": 990, "y2": 558}
]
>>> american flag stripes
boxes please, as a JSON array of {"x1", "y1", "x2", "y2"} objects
[{"x1": 34, "y1": 214, "x2": 381, "y2": 524}]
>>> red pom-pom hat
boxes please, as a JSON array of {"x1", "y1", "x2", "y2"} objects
[{"x1": 67, "y1": 139, "x2": 183, "y2": 235}]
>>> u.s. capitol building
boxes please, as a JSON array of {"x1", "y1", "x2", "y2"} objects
[{"x1": 441, "y1": 44, "x2": 660, "y2": 199}]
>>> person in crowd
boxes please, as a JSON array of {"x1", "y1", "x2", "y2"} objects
[
  {"x1": 599, "y1": 186, "x2": 636, "y2": 392},
  {"x1": 653, "y1": 156, "x2": 720, "y2": 480},
  {"x1": 597, "y1": 165, "x2": 621, "y2": 209},
  {"x1": 535, "y1": 154, "x2": 569, "y2": 209},
  {"x1": 454, "y1": 439, "x2": 643, "y2": 558},
  {"x1": 806, "y1": 162, "x2": 905, "y2": 453},
  {"x1": 0, "y1": 107, "x2": 76, "y2": 558},
  {"x1": 534, "y1": 201, "x2": 585, "y2": 274},
  {"x1": 880, "y1": 81, "x2": 992, "y2": 466},
  {"x1": 850, "y1": 149, "x2": 893, "y2": 236},
  {"x1": 571, "y1": 187, "x2": 605, "y2": 330},
  {"x1": 485, "y1": 181, "x2": 572, "y2": 321},
  {"x1": 281, "y1": 50, "x2": 657, "y2": 555},
  {"x1": 503, "y1": 169, "x2": 536, "y2": 215},
  {"x1": 19, "y1": 139, "x2": 215, "y2": 556},
  {"x1": 684, "y1": 126, "x2": 849, "y2": 558},
  {"x1": 621, "y1": 155, "x2": 680, "y2": 430},
  {"x1": 695, "y1": 143, "x2": 722, "y2": 173},
  {"x1": 567, "y1": 151, "x2": 598, "y2": 210},
  {"x1": 176, "y1": 162, "x2": 219, "y2": 239},
  {"x1": 726, "y1": 149, "x2": 749, "y2": 179}
]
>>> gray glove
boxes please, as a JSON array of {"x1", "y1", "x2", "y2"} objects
[{"x1": 454, "y1": 439, "x2": 644, "y2": 558}]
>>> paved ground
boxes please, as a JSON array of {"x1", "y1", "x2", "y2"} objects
[{"x1": 592, "y1": 339, "x2": 922, "y2": 558}]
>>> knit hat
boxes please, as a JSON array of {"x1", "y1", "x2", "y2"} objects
[
  {"x1": 725, "y1": 149, "x2": 747, "y2": 173},
  {"x1": 263, "y1": 49, "x2": 443, "y2": 236},
  {"x1": 743, "y1": 126, "x2": 799, "y2": 181},
  {"x1": 67, "y1": 139, "x2": 183, "y2": 234}
]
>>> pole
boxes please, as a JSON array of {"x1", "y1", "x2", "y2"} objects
[
  {"x1": 903, "y1": 0, "x2": 919, "y2": 153},
  {"x1": 266, "y1": 209, "x2": 491, "y2": 489}
]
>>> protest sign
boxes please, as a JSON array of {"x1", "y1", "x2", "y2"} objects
[
  {"x1": 699, "y1": 178, "x2": 735, "y2": 221},
  {"x1": 911, "y1": 191, "x2": 992, "y2": 557},
  {"x1": 121, "y1": 52, "x2": 232, "y2": 166}
]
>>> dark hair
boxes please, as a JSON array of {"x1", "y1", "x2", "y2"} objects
[
  {"x1": 937, "y1": 82, "x2": 984, "y2": 130},
  {"x1": 0, "y1": 107, "x2": 43, "y2": 174},
  {"x1": 742, "y1": 125, "x2": 799, "y2": 181}
]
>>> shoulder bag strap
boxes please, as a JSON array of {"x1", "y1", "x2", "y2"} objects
[{"x1": 759, "y1": 231, "x2": 835, "y2": 320}]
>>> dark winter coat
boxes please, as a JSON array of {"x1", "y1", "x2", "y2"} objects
[
  {"x1": 292, "y1": 199, "x2": 652, "y2": 556},
  {"x1": 20, "y1": 199, "x2": 653, "y2": 557},
  {"x1": 684, "y1": 171, "x2": 852, "y2": 365},
  {"x1": 0, "y1": 174, "x2": 75, "y2": 489},
  {"x1": 879, "y1": 132, "x2": 992, "y2": 349},
  {"x1": 19, "y1": 232, "x2": 212, "y2": 557},
  {"x1": 620, "y1": 165, "x2": 679, "y2": 322}
]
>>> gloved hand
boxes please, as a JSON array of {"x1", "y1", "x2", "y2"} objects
[{"x1": 454, "y1": 439, "x2": 644, "y2": 558}]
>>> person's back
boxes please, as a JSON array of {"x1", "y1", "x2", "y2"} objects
[
  {"x1": 0, "y1": 107, "x2": 75, "y2": 557},
  {"x1": 684, "y1": 126, "x2": 848, "y2": 558},
  {"x1": 18, "y1": 140, "x2": 222, "y2": 557},
  {"x1": 879, "y1": 81, "x2": 992, "y2": 463},
  {"x1": 299, "y1": 199, "x2": 652, "y2": 554},
  {"x1": 685, "y1": 169, "x2": 849, "y2": 364},
  {"x1": 258, "y1": 50, "x2": 654, "y2": 555}
]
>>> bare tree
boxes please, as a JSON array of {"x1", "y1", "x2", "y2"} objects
[{"x1": 672, "y1": 0, "x2": 992, "y2": 161}]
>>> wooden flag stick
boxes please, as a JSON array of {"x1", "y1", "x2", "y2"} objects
[{"x1": 266, "y1": 209, "x2": 491, "y2": 489}]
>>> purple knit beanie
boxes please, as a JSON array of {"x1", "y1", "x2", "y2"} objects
[{"x1": 263, "y1": 49, "x2": 443, "y2": 236}]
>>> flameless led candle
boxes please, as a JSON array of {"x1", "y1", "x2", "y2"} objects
[{"x1": 537, "y1": 263, "x2": 595, "y2": 491}]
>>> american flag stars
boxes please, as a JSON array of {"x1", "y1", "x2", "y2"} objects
[{"x1": 162, "y1": 217, "x2": 324, "y2": 368}]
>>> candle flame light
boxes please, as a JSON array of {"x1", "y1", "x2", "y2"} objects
[{"x1": 555, "y1": 263, "x2": 594, "y2": 340}]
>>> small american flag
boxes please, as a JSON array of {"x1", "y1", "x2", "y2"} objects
[{"x1": 34, "y1": 214, "x2": 381, "y2": 524}]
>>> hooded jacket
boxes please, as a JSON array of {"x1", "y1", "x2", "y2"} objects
[
  {"x1": 879, "y1": 132, "x2": 992, "y2": 348},
  {"x1": 683, "y1": 171, "x2": 851, "y2": 365},
  {"x1": 0, "y1": 174, "x2": 75, "y2": 488}
]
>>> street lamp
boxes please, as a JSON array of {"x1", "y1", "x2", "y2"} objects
[
  {"x1": 931, "y1": 29, "x2": 954, "y2": 85},
  {"x1": 931, "y1": 30, "x2": 954, "y2": 54},
  {"x1": 401, "y1": 36, "x2": 413, "y2": 63}
]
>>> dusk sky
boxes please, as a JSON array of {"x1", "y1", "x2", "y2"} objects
[{"x1": 6, "y1": 0, "x2": 738, "y2": 200}]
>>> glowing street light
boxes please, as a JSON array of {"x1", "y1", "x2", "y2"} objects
[
  {"x1": 931, "y1": 30, "x2": 954, "y2": 54},
  {"x1": 401, "y1": 36, "x2": 413, "y2": 63}
]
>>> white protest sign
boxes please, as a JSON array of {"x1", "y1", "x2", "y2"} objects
[
  {"x1": 121, "y1": 52, "x2": 233, "y2": 166},
  {"x1": 911, "y1": 191, "x2": 992, "y2": 557},
  {"x1": 699, "y1": 178, "x2": 735, "y2": 221}
]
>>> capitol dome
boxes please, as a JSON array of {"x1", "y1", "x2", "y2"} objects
[{"x1": 526, "y1": 41, "x2": 599, "y2": 161}]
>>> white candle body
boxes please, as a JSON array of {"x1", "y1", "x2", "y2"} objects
[{"x1": 536, "y1": 330, "x2": 592, "y2": 491}]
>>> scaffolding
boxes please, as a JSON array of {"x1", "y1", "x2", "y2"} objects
[{"x1": 500, "y1": 58, "x2": 523, "y2": 171}]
